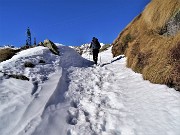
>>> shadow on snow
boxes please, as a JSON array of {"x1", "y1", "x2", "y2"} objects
[{"x1": 43, "y1": 46, "x2": 94, "y2": 113}]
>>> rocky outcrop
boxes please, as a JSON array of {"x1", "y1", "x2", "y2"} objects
[
  {"x1": 160, "y1": 10, "x2": 180, "y2": 36},
  {"x1": 112, "y1": 0, "x2": 180, "y2": 90},
  {"x1": 43, "y1": 39, "x2": 59, "y2": 55},
  {"x1": 38, "y1": 42, "x2": 44, "y2": 46}
]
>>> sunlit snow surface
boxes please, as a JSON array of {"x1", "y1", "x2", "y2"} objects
[{"x1": 0, "y1": 45, "x2": 180, "y2": 135}]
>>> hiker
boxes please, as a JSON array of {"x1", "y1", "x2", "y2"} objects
[{"x1": 90, "y1": 37, "x2": 101, "y2": 64}]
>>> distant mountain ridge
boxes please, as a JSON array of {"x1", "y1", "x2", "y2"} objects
[
  {"x1": 0, "y1": 45, "x2": 15, "y2": 49},
  {"x1": 70, "y1": 43, "x2": 106, "y2": 55}
]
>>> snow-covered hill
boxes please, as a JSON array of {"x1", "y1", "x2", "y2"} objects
[
  {"x1": 0, "y1": 45, "x2": 16, "y2": 49},
  {"x1": 0, "y1": 45, "x2": 180, "y2": 135},
  {"x1": 70, "y1": 43, "x2": 105, "y2": 55}
]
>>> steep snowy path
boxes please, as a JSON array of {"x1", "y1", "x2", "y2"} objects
[
  {"x1": 1, "y1": 45, "x2": 179, "y2": 135},
  {"x1": 32, "y1": 47, "x2": 180, "y2": 135},
  {"x1": 30, "y1": 46, "x2": 93, "y2": 135},
  {"x1": 64, "y1": 48, "x2": 180, "y2": 135}
]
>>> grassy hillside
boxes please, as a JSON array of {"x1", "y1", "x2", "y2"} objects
[
  {"x1": 112, "y1": 0, "x2": 180, "y2": 90},
  {"x1": 0, "y1": 48, "x2": 20, "y2": 62}
]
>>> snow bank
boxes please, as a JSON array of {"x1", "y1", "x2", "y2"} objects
[
  {"x1": 0, "y1": 78, "x2": 33, "y2": 135},
  {"x1": 0, "y1": 46, "x2": 62, "y2": 135}
]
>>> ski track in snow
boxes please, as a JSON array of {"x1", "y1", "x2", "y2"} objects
[{"x1": 0, "y1": 46, "x2": 180, "y2": 135}]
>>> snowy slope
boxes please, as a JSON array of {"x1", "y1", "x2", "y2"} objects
[
  {"x1": 0, "y1": 45, "x2": 180, "y2": 135},
  {"x1": 0, "y1": 46, "x2": 62, "y2": 135},
  {"x1": 70, "y1": 43, "x2": 105, "y2": 55}
]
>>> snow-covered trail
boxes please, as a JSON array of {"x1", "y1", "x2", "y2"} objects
[
  {"x1": 32, "y1": 47, "x2": 180, "y2": 135},
  {"x1": 0, "y1": 45, "x2": 180, "y2": 135},
  {"x1": 64, "y1": 49, "x2": 180, "y2": 135},
  {"x1": 30, "y1": 46, "x2": 93, "y2": 135}
]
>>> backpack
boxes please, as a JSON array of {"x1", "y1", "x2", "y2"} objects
[{"x1": 91, "y1": 38, "x2": 101, "y2": 49}]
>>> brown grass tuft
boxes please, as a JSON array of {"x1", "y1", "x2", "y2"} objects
[
  {"x1": 136, "y1": 52, "x2": 152, "y2": 72},
  {"x1": 167, "y1": 42, "x2": 180, "y2": 89},
  {"x1": 0, "y1": 48, "x2": 20, "y2": 62},
  {"x1": 143, "y1": 0, "x2": 180, "y2": 31},
  {"x1": 169, "y1": 42, "x2": 180, "y2": 62},
  {"x1": 126, "y1": 40, "x2": 140, "y2": 68},
  {"x1": 99, "y1": 44, "x2": 112, "y2": 52}
]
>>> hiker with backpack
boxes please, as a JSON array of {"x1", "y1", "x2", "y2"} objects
[{"x1": 90, "y1": 37, "x2": 101, "y2": 65}]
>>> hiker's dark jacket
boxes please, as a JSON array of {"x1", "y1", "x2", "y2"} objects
[{"x1": 90, "y1": 40, "x2": 101, "y2": 50}]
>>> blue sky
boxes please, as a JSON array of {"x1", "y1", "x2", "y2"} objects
[{"x1": 0, "y1": 0, "x2": 150, "y2": 46}]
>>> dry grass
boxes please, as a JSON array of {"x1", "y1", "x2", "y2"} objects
[
  {"x1": 167, "y1": 41, "x2": 180, "y2": 89},
  {"x1": 20, "y1": 45, "x2": 40, "y2": 51},
  {"x1": 99, "y1": 44, "x2": 111, "y2": 52},
  {"x1": 112, "y1": 0, "x2": 180, "y2": 90},
  {"x1": 143, "y1": 0, "x2": 180, "y2": 31},
  {"x1": 126, "y1": 40, "x2": 140, "y2": 68},
  {"x1": 0, "y1": 48, "x2": 20, "y2": 62},
  {"x1": 169, "y1": 42, "x2": 180, "y2": 62}
]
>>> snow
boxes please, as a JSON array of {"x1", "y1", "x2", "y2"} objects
[
  {"x1": 0, "y1": 45, "x2": 180, "y2": 135},
  {"x1": 0, "y1": 78, "x2": 33, "y2": 135},
  {"x1": 0, "y1": 45, "x2": 16, "y2": 49}
]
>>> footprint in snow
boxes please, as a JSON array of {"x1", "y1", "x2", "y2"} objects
[{"x1": 67, "y1": 107, "x2": 78, "y2": 125}]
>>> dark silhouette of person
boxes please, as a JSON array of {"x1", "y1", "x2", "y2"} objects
[{"x1": 90, "y1": 37, "x2": 101, "y2": 64}]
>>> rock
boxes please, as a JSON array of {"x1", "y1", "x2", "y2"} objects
[
  {"x1": 165, "y1": 11, "x2": 180, "y2": 36},
  {"x1": 24, "y1": 61, "x2": 35, "y2": 68},
  {"x1": 43, "y1": 39, "x2": 59, "y2": 55},
  {"x1": 38, "y1": 42, "x2": 44, "y2": 46},
  {"x1": 8, "y1": 74, "x2": 29, "y2": 81}
]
